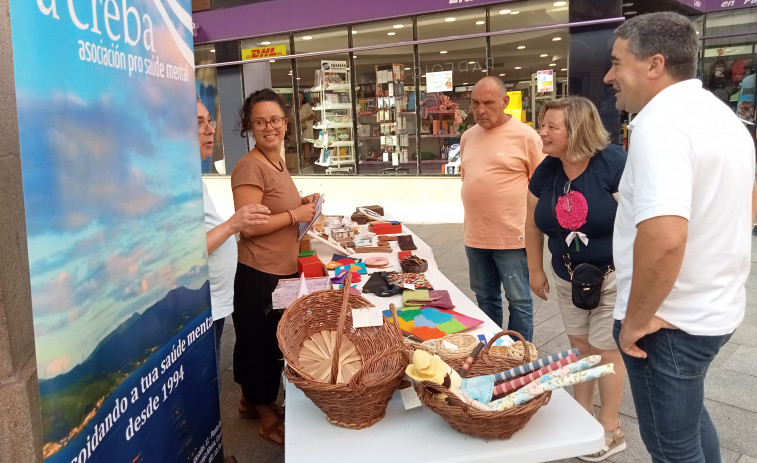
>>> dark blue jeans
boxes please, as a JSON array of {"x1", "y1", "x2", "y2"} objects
[
  {"x1": 613, "y1": 320, "x2": 731, "y2": 463},
  {"x1": 465, "y1": 246, "x2": 533, "y2": 341}
]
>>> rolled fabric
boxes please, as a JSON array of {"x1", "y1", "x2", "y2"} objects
[
  {"x1": 494, "y1": 348, "x2": 579, "y2": 382},
  {"x1": 493, "y1": 352, "x2": 578, "y2": 396},
  {"x1": 491, "y1": 363, "x2": 615, "y2": 411}
]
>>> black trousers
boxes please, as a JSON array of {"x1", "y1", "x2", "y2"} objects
[{"x1": 232, "y1": 262, "x2": 297, "y2": 405}]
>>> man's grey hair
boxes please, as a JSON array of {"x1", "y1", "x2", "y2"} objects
[
  {"x1": 475, "y1": 76, "x2": 508, "y2": 97},
  {"x1": 614, "y1": 12, "x2": 699, "y2": 81}
]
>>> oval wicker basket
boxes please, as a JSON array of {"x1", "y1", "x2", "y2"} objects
[
  {"x1": 400, "y1": 256, "x2": 428, "y2": 273},
  {"x1": 277, "y1": 274, "x2": 408, "y2": 429},
  {"x1": 413, "y1": 330, "x2": 551, "y2": 440}
]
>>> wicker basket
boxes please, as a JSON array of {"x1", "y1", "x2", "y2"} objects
[
  {"x1": 400, "y1": 256, "x2": 428, "y2": 273},
  {"x1": 419, "y1": 333, "x2": 479, "y2": 360},
  {"x1": 277, "y1": 274, "x2": 408, "y2": 429},
  {"x1": 413, "y1": 330, "x2": 551, "y2": 440}
]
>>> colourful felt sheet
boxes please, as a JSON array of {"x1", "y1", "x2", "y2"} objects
[
  {"x1": 333, "y1": 262, "x2": 367, "y2": 275},
  {"x1": 382, "y1": 307, "x2": 483, "y2": 340},
  {"x1": 402, "y1": 289, "x2": 431, "y2": 306},
  {"x1": 420, "y1": 290, "x2": 455, "y2": 310}
]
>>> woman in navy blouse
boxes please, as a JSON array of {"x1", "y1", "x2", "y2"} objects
[{"x1": 525, "y1": 96, "x2": 627, "y2": 462}]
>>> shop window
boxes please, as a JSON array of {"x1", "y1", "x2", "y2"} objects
[
  {"x1": 195, "y1": 44, "x2": 224, "y2": 174},
  {"x1": 490, "y1": 27, "x2": 569, "y2": 126},
  {"x1": 352, "y1": 46, "x2": 416, "y2": 175},
  {"x1": 296, "y1": 53, "x2": 355, "y2": 175},
  {"x1": 352, "y1": 19, "x2": 413, "y2": 48},
  {"x1": 489, "y1": 0, "x2": 568, "y2": 32},
  {"x1": 417, "y1": 8, "x2": 485, "y2": 40},
  {"x1": 702, "y1": 34, "x2": 757, "y2": 125},
  {"x1": 417, "y1": 38, "x2": 486, "y2": 176}
]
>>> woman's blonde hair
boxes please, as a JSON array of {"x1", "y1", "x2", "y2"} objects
[{"x1": 538, "y1": 96, "x2": 610, "y2": 162}]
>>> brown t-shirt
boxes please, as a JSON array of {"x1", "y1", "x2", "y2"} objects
[{"x1": 231, "y1": 154, "x2": 301, "y2": 275}]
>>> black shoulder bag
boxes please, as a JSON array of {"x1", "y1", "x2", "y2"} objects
[{"x1": 551, "y1": 172, "x2": 610, "y2": 310}]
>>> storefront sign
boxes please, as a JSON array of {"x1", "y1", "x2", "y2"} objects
[
  {"x1": 9, "y1": 1, "x2": 222, "y2": 462},
  {"x1": 537, "y1": 70, "x2": 554, "y2": 93},
  {"x1": 674, "y1": 0, "x2": 757, "y2": 11},
  {"x1": 241, "y1": 44, "x2": 287, "y2": 60},
  {"x1": 427, "y1": 70, "x2": 453, "y2": 92}
]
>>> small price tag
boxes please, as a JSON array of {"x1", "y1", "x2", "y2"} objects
[
  {"x1": 402, "y1": 283, "x2": 416, "y2": 290},
  {"x1": 382, "y1": 152, "x2": 389, "y2": 162},
  {"x1": 441, "y1": 340, "x2": 458, "y2": 350},
  {"x1": 352, "y1": 306, "x2": 383, "y2": 328},
  {"x1": 399, "y1": 384, "x2": 422, "y2": 410},
  {"x1": 391, "y1": 152, "x2": 399, "y2": 166}
]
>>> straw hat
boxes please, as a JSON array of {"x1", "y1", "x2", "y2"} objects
[{"x1": 406, "y1": 350, "x2": 448, "y2": 385}]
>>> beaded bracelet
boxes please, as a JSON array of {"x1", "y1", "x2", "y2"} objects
[{"x1": 288, "y1": 209, "x2": 296, "y2": 225}]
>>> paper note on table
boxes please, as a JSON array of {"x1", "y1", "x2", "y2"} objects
[
  {"x1": 298, "y1": 194, "x2": 324, "y2": 241},
  {"x1": 352, "y1": 306, "x2": 383, "y2": 328},
  {"x1": 400, "y1": 385, "x2": 423, "y2": 410},
  {"x1": 272, "y1": 276, "x2": 331, "y2": 310}
]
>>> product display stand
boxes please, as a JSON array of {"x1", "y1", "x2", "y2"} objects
[
  {"x1": 375, "y1": 64, "x2": 410, "y2": 169},
  {"x1": 311, "y1": 60, "x2": 356, "y2": 174},
  {"x1": 285, "y1": 215, "x2": 605, "y2": 462}
]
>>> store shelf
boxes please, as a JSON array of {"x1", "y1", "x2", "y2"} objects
[
  {"x1": 313, "y1": 102, "x2": 352, "y2": 111},
  {"x1": 313, "y1": 122, "x2": 355, "y2": 129},
  {"x1": 313, "y1": 140, "x2": 356, "y2": 148},
  {"x1": 310, "y1": 83, "x2": 352, "y2": 93}
]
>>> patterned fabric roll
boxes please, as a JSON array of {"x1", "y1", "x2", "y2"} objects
[
  {"x1": 493, "y1": 352, "x2": 578, "y2": 396},
  {"x1": 494, "y1": 348, "x2": 579, "y2": 382}
]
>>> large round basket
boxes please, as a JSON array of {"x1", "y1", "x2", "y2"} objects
[
  {"x1": 412, "y1": 330, "x2": 551, "y2": 440},
  {"x1": 277, "y1": 274, "x2": 408, "y2": 429}
]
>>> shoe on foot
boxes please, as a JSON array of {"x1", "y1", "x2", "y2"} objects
[{"x1": 577, "y1": 425, "x2": 626, "y2": 462}]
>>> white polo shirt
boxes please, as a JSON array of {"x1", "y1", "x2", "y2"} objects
[{"x1": 613, "y1": 79, "x2": 754, "y2": 335}]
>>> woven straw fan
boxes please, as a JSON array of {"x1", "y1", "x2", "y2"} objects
[{"x1": 297, "y1": 330, "x2": 363, "y2": 383}]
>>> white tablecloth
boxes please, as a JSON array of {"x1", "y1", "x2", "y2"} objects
[{"x1": 285, "y1": 222, "x2": 604, "y2": 462}]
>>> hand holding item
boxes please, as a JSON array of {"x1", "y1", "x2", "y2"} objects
[
  {"x1": 293, "y1": 202, "x2": 316, "y2": 223},
  {"x1": 301, "y1": 193, "x2": 321, "y2": 204},
  {"x1": 528, "y1": 268, "x2": 550, "y2": 301},
  {"x1": 229, "y1": 203, "x2": 270, "y2": 233}
]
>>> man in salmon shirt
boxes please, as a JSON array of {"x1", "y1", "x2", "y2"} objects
[{"x1": 460, "y1": 76, "x2": 546, "y2": 341}]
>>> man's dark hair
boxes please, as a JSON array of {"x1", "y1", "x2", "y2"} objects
[{"x1": 614, "y1": 12, "x2": 699, "y2": 81}]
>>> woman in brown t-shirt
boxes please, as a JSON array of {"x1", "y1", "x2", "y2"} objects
[{"x1": 230, "y1": 89, "x2": 318, "y2": 445}]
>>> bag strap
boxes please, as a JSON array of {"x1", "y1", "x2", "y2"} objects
[{"x1": 551, "y1": 170, "x2": 574, "y2": 278}]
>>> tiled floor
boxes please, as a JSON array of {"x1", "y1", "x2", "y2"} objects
[{"x1": 217, "y1": 223, "x2": 757, "y2": 463}]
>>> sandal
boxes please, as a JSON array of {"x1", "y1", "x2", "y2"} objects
[
  {"x1": 577, "y1": 425, "x2": 626, "y2": 462},
  {"x1": 238, "y1": 398, "x2": 285, "y2": 419},
  {"x1": 258, "y1": 418, "x2": 285, "y2": 446}
]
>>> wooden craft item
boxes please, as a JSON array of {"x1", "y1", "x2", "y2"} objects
[
  {"x1": 297, "y1": 330, "x2": 363, "y2": 383},
  {"x1": 377, "y1": 235, "x2": 398, "y2": 241},
  {"x1": 364, "y1": 256, "x2": 390, "y2": 268},
  {"x1": 354, "y1": 245, "x2": 393, "y2": 253},
  {"x1": 377, "y1": 240, "x2": 390, "y2": 247}
]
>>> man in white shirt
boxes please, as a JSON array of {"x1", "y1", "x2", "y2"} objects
[
  {"x1": 197, "y1": 98, "x2": 270, "y2": 384},
  {"x1": 605, "y1": 12, "x2": 755, "y2": 463}
]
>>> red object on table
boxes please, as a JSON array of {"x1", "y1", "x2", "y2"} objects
[
  {"x1": 298, "y1": 256, "x2": 324, "y2": 277},
  {"x1": 397, "y1": 250, "x2": 412, "y2": 260},
  {"x1": 369, "y1": 222, "x2": 402, "y2": 234}
]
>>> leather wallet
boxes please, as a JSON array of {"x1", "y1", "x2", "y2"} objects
[{"x1": 397, "y1": 235, "x2": 417, "y2": 251}]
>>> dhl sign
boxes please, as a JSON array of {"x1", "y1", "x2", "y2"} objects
[{"x1": 241, "y1": 44, "x2": 287, "y2": 60}]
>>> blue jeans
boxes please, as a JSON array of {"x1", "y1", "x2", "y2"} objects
[
  {"x1": 613, "y1": 320, "x2": 731, "y2": 463},
  {"x1": 465, "y1": 246, "x2": 533, "y2": 341}
]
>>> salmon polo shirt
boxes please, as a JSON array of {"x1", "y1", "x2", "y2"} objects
[{"x1": 460, "y1": 117, "x2": 545, "y2": 250}]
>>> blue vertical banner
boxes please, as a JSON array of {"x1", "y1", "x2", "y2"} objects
[{"x1": 8, "y1": 1, "x2": 222, "y2": 462}]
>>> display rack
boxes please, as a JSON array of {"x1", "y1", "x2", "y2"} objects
[{"x1": 310, "y1": 60, "x2": 356, "y2": 174}]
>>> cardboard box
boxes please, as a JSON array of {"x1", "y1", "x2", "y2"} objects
[
  {"x1": 369, "y1": 222, "x2": 402, "y2": 234},
  {"x1": 299, "y1": 234, "x2": 312, "y2": 252},
  {"x1": 297, "y1": 256, "x2": 325, "y2": 278},
  {"x1": 397, "y1": 250, "x2": 412, "y2": 260}
]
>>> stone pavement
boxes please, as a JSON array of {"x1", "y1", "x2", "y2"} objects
[{"x1": 217, "y1": 223, "x2": 757, "y2": 463}]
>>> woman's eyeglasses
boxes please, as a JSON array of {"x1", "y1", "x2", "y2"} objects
[{"x1": 252, "y1": 116, "x2": 286, "y2": 130}]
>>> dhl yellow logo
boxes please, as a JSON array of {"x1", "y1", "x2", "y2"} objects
[{"x1": 241, "y1": 44, "x2": 287, "y2": 60}]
